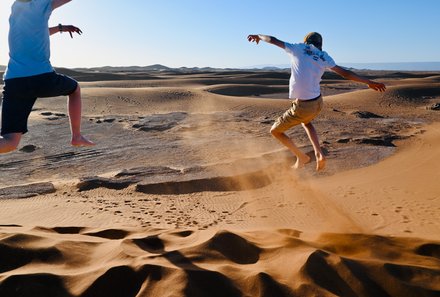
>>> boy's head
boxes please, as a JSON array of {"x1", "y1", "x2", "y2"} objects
[{"x1": 304, "y1": 32, "x2": 323, "y2": 51}]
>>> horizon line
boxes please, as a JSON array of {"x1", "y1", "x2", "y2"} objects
[{"x1": 2, "y1": 61, "x2": 440, "y2": 72}]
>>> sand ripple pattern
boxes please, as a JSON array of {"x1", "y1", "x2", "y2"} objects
[{"x1": 0, "y1": 227, "x2": 439, "y2": 297}]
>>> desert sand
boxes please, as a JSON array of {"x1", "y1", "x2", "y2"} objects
[{"x1": 0, "y1": 68, "x2": 439, "y2": 296}]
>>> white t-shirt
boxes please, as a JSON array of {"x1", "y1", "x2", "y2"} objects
[
  {"x1": 4, "y1": 0, "x2": 54, "y2": 80},
  {"x1": 284, "y1": 42, "x2": 336, "y2": 100}
]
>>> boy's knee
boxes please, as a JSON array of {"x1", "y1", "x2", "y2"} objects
[
  {"x1": 69, "y1": 84, "x2": 80, "y2": 97},
  {"x1": 271, "y1": 120, "x2": 294, "y2": 137},
  {"x1": 270, "y1": 126, "x2": 282, "y2": 137},
  {"x1": 4, "y1": 143, "x2": 19, "y2": 153},
  {"x1": 0, "y1": 133, "x2": 22, "y2": 153},
  {"x1": 73, "y1": 84, "x2": 81, "y2": 93}
]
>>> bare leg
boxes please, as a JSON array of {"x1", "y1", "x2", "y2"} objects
[
  {"x1": 302, "y1": 122, "x2": 325, "y2": 171},
  {"x1": 68, "y1": 85, "x2": 95, "y2": 147},
  {"x1": 270, "y1": 128, "x2": 311, "y2": 169},
  {"x1": 0, "y1": 133, "x2": 22, "y2": 154}
]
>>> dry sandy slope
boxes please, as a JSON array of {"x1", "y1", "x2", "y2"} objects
[
  {"x1": 312, "y1": 123, "x2": 440, "y2": 239},
  {"x1": 0, "y1": 70, "x2": 439, "y2": 296}
]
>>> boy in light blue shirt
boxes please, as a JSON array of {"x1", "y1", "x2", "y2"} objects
[{"x1": 1, "y1": 0, "x2": 94, "y2": 153}]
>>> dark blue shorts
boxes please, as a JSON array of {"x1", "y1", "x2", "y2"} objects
[{"x1": 1, "y1": 71, "x2": 78, "y2": 135}]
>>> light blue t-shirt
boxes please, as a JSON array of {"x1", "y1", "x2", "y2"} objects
[
  {"x1": 4, "y1": 0, "x2": 54, "y2": 80},
  {"x1": 284, "y1": 42, "x2": 336, "y2": 100}
]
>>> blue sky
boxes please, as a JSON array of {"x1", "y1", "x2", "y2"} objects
[{"x1": 1, "y1": 0, "x2": 440, "y2": 68}]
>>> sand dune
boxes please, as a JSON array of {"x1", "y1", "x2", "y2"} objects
[
  {"x1": 1, "y1": 69, "x2": 439, "y2": 296},
  {"x1": 206, "y1": 84, "x2": 288, "y2": 97},
  {"x1": 0, "y1": 226, "x2": 439, "y2": 297}
]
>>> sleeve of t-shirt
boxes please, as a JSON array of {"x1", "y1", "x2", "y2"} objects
[
  {"x1": 323, "y1": 51, "x2": 336, "y2": 69},
  {"x1": 284, "y1": 42, "x2": 298, "y2": 55},
  {"x1": 36, "y1": 0, "x2": 53, "y2": 16}
]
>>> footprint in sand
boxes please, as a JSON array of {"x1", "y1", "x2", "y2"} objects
[
  {"x1": 40, "y1": 111, "x2": 65, "y2": 121},
  {"x1": 19, "y1": 144, "x2": 38, "y2": 153}
]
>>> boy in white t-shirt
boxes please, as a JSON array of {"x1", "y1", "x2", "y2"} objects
[
  {"x1": 0, "y1": 0, "x2": 94, "y2": 154},
  {"x1": 248, "y1": 32, "x2": 386, "y2": 171}
]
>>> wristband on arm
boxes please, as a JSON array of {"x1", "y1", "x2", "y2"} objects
[{"x1": 58, "y1": 24, "x2": 63, "y2": 33}]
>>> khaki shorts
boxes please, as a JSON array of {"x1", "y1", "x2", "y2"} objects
[{"x1": 271, "y1": 96, "x2": 323, "y2": 132}]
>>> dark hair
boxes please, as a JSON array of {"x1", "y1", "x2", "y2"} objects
[{"x1": 304, "y1": 32, "x2": 323, "y2": 51}]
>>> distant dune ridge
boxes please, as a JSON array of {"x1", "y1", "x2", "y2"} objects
[
  {"x1": 2, "y1": 61, "x2": 440, "y2": 76},
  {"x1": 341, "y1": 62, "x2": 440, "y2": 71},
  {"x1": 0, "y1": 67, "x2": 439, "y2": 296}
]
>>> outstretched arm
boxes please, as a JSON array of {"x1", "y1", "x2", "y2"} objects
[
  {"x1": 49, "y1": 24, "x2": 82, "y2": 38},
  {"x1": 52, "y1": 0, "x2": 72, "y2": 10},
  {"x1": 331, "y1": 65, "x2": 386, "y2": 92},
  {"x1": 247, "y1": 34, "x2": 285, "y2": 49}
]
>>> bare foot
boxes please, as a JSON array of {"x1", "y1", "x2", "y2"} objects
[
  {"x1": 292, "y1": 155, "x2": 311, "y2": 170},
  {"x1": 71, "y1": 135, "x2": 95, "y2": 147},
  {"x1": 316, "y1": 155, "x2": 326, "y2": 171}
]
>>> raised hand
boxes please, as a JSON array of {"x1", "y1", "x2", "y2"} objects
[
  {"x1": 247, "y1": 34, "x2": 261, "y2": 44},
  {"x1": 61, "y1": 25, "x2": 82, "y2": 38}
]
